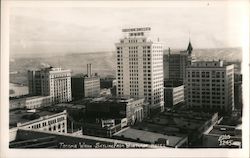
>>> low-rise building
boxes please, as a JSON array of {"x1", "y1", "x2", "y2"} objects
[
  {"x1": 203, "y1": 124, "x2": 242, "y2": 148},
  {"x1": 10, "y1": 108, "x2": 67, "y2": 134},
  {"x1": 86, "y1": 97, "x2": 146, "y2": 125},
  {"x1": 82, "y1": 118, "x2": 128, "y2": 137},
  {"x1": 10, "y1": 95, "x2": 53, "y2": 110},
  {"x1": 9, "y1": 127, "x2": 164, "y2": 148},
  {"x1": 114, "y1": 127, "x2": 188, "y2": 148},
  {"x1": 114, "y1": 110, "x2": 219, "y2": 147}
]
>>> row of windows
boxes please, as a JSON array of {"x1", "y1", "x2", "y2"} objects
[
  {"x1": 130, "y1": 92, "x2": 139, "y2": 96},
  {"x1": 27, "y1": 120, "x2": 65, "y2": 130},
  {"x1": 189, "y1": 95, "x2": 225, "y2": 99},
  {"x1": 144, "y1": 92, "x2": 152, "y2": 96},
  {"x1": 143, "y1": 62, "x2": 151, "y2": 65},
  {"x1": 129, "y1": 81, "x2": 139, "y2": 84},
  {"x1": 189, "y1": 105, "x2": 225, "y2": 109},
  {"x1": 144, "y1": 88, "x2": 152, "y2": 91},
  {"x1": 26, "y1": 98, "x2": 50, "y2": 105},
  {"x1": 188, "y1": 100, "x2": 225, "y2": 104},
  {"x1": 130, "y1": 85, "x2": 139, "y2": 88},
  {"x1": 187, "y1": 79, "x2": 225, "y2": 82},
  {"x1": 144, "y1": 85, "x2": 152, "y2": 89}
]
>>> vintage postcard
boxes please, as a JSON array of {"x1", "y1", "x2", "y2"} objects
[{"x1": 1, "y1": 0, "x2": 249, "y2": 158}]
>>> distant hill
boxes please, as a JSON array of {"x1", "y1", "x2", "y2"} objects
[
  {"x1": 9, "y1": 48, "x2": 242, "y2": 85},
  {"x1": 164, "y1": 47, "x2": 242, "y2": 62},
  {"x1": 191, "y1": 47, "x2": 242, "y2": 62},
  {"x1": 10, "y1": 51, "x2": 116, "y2": 85}
]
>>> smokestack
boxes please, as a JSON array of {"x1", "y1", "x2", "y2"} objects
[
  {"x1": 89, "y1": 64, "x2": 92, "y2": 77},
  {"x1": 87, "y1": 63, "x2": 92, "y2": 77},
  {"x1": 87, "y1": 64, "x2": 89, "y2": 77},
  {"x1": 168, "y1": 47, "x2": 171, "y2": 55}
]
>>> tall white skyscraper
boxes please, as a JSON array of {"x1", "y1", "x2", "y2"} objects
[
  {"x1": 115, "y1": 27, "x2": 164, "y2": 112},
  {"x1": 28, "y1": 67, "x2": 72, "y2": 104}
]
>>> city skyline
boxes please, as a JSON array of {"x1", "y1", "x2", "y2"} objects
[
  {"x1": 3, "y1": 1, "x2": 249, "y2": 157},
  {"x1": 9, "y1": 1, "x2": 246, "y2": 55}
]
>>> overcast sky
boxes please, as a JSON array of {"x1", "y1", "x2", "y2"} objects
[{"x1": 9, "y1": 1, "x2": 246, "y2": 55}]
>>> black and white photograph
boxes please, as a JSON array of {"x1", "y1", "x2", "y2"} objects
[{"x1": 1, "y1": 0, "x2": 249, "y2": 158}]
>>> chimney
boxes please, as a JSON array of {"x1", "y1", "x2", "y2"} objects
[
  {"x1": 87, "y1": 64, "x2": 89, "y2": 77},
  {"x1": 89, "y1": 64, "x2": 92, "y2": 77},
  {"x1": 87, "y1": 63, "x2": 92, "y2": 77}
]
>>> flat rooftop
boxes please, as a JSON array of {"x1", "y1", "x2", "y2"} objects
[
  {"x1": 54, "y1": 103, "x2": 86, "y2": 109},
  {"x1": 90, "y1": 97, "x2": 144, "y2": 104},
  {"x1": 72, "y1": 73, "x2": 99, "y2": 78},
  {"x1": 10, "y1": 128, "x2": 163, "y2": 148},
  {"x1": 160, "y1": 110, "x2": 216, "y2": 122},
  {"x1": 208, "y1": 125, "x2": 242, "y2": 137},
  {"x1": 9, "y1": 107, "x2": 63, "y2": 128},
  {"x1": 71, "y1": 97, "x2": 145, "y2": 105},
  {"x1": 10, "y1": 95, "x2": 51, "y2": 101},
  {"x1": 130, "y1": 110, "x2": 218, "y2": 138},
  {"x1": 114, "y1": 128, "x2": 184, "y2": 147}
]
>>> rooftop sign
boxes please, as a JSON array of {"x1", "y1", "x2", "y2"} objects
[{"x1": 122, "y1": 27, "x2": 151, "y2": 32}]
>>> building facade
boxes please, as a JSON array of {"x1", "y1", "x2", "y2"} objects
[
  {"x1": 16, "y1": 110, "x2": 67, "y2": 133},
  {"x1": 10, "y1": 95, "x2": 52, "y2": 110},
  {"x1": 82, "y1": 118, "x2": 128, "y2": 137},
  {"x1": 28, "y1": 67, "x2": 72, "y2": 104},
  {"x1": 185, "y1": 61, "x2": 234, "y2": 113},
  {"x1": 71, "y1": 64, "x2": 100, "y2": 100},
  {"x1": 86, "y1": 97, "x2": 146, "y2": 125},
  {"x1": 234, "y1": 73, "x2": 242, "y2": 111},
  {"x1": 100, "y1": 77, "x2": 116, "y2": 89},
  {"x1": 163, "y1": 43, "x2": 193, "y2": 84},
  {"x1": 164, "y1": 85, "x2": 184, "y2": 107},
  {"x1": 115, "y1": 27, "x2": 164, "y2": 112}
]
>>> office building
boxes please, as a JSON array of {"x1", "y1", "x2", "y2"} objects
[
  {"x1": 28, "y1": 67, "x2": 72, "y2": 104},
  {"x1": 163, "y1": 42, "x2": 193, "y2": 84},
  {"x1": 164, "y1": 85, "x2": 184, "y2": 107},
  {"x1": 185, "y1": 60, "x2": 234, "y2": 113},
  {"x1": 115, "y1": 27, "x2": 164, "y2": 112},
  {"x1": 71, "y1": 64, "x2": 100, "y2": 100}
]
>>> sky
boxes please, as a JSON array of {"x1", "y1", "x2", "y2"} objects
[{"x1": 9, "y1": 1, "x2": 247, "y2": 55}]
